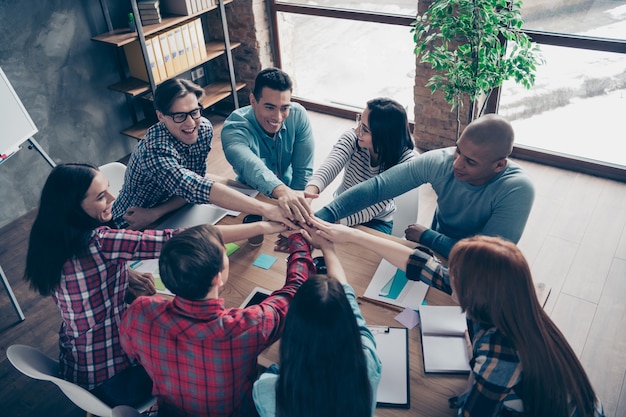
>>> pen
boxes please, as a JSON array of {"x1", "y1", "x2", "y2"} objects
[{"x1": 357, "y1": 296, "x2": 404, "y2": 313}]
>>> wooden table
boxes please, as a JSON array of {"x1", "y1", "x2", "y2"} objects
[
  {"x1": 157, "y1": 181, "x2": 550, "y2": 417},
  {"x1": 213, "y1": 211, "x2": 462, "y2": 416}
]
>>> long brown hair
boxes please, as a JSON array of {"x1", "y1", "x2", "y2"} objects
[{"x1": 449, "y1": 236, "x2": 598, "y2": 417}]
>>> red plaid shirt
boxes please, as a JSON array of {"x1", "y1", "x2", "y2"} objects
[
  {"x1": 120, "y1": 234, "x2": 314, "y2": 417},
  {"x1": 53, "y1": 226, "x2": 177, "y2": 389}
]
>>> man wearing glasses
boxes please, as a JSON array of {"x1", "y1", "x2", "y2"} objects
[{"x1": 111, "y1": 78, "x2": 298, "y2": 230}]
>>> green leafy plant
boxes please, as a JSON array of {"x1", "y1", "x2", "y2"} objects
[{"x1": 412, "y1": 0, "x2": 543, "y2": 137}]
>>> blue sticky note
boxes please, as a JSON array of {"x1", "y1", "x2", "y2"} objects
[
  {"x1": 379, "y1": 268, "x2": 408, "y2": 300},
  {"x1": 253, "y1": 254, "x2": 277, "y2": 270}
]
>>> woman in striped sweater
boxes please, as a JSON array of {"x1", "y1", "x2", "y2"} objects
[{"x1": 305, "y1": 97, "x2": 416, "y2": 234}]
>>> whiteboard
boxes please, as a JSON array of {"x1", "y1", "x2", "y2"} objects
[{"x1": 0, "y1": 66, "x2": 38, "y2": 157}]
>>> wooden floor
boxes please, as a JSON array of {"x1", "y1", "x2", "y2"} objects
[{"x1": 0, "y1": 112, "x2": 625, "y2": 417}]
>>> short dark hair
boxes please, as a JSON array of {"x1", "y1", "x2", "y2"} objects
[
  {"x1": 366, "y1": 97, "x2": 414, "y2": 171},
  {"x1": 158, "y1": 224, "x2": 225, "y2": 300},
  {"x1": 276, "y1": 275, "x2": 372, "y2": 417},
  {"x1": 153, "y1": 78, "x2": 204, "y2": 113},
  {"x1": 252, "y1": 68, "x2": 293, "y2": 101}
]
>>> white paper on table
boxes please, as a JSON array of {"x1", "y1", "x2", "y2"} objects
[{"x1": 363, "y1": 259, "x2": 428, "y2": 311}]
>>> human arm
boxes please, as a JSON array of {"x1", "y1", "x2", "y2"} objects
[
  {"x1": 271, "y1": 184, "x2": 317, "y2": 225},
  {"x1": 126, "y1": 268, "x2": 156, "y2": 297},
  {"x1": 286, "y1": 104, "x2": 315, "y2": 191},
  {"x1": 453, "y1": 329, "x2": 521, "y2": 417},
  {"x1": 251, "y1": 233, "x2": 315, "y2": 345},
  {"x1": 208, "y1": 182, "x2": 299, "y2": 228},
  {"x1": 123, "y1": 196, "x2": 187, "y2": 230},
  {"x1": 315, "y1": 157, "x2": 424, "y2": 223},
  {"x1": 216, "y1": 221, "x2": 287, "y2": 243},
  {"x1": 310, "y1": 217, "x2": 452, "y2": 293}
]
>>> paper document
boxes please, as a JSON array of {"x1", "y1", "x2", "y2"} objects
[
  {"x1": 129, "y1": 259, "x2": 173, "y2": 296},
  {"x1": 363, "y1": 259, "x2": 428, "y2": 311}
]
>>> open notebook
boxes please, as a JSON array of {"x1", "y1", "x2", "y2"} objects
[{"x1": 419, "y1": 305, "x2": 470, "y2": 374}]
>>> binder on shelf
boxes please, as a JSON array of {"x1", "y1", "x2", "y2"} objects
[
  {"x1": 187, "y1": 21, "x2": 202, "y2": 64},
  {"x1": 419, "y1": 305, "x2": 471, "y2": 374},
  {"x1": 145, "y1": 37, "x2": 160, "y2": 83},
  {"x1": 369, "y1": 326, "x2": 410, "y2": 408},
  {"x1": 166, "y1": 29, "x2": 182, "y2": 74},
  {"x1": 173, "y1": 26, "x2": 190, "y2": 71},
  {"x1": 158, "y1": 32, "x2": 175, "y2": 77},
  {"x1": 181, "y1": 23, "x2": 196, "y2": 67},
  {"x1": 123, "y1": 37, "x2": 160, "y2": 83},
  {"x1": 194, "y1": 18, "x2": 207, "y2": 60},
  {"x1": 151, "y1": 37, "x2": 168, "y2": 81}
]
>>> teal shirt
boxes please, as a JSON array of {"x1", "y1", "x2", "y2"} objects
[
  {"x1": 252, "y1": 283, "x2": 382, "y2": 417},
  {"x1": 316, "y1": 147, "x2": 535, "y2": 257},
  {"x1": 221, "y1": 102, "x2": 315, "y2": 196}
]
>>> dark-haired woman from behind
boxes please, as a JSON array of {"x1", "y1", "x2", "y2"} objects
[
  {"x1": 253, "y1": 225, "x2": 381, "y2": 417},
  {"x1": 311, "y1": 218, "x2": 604, "y2": 417}
]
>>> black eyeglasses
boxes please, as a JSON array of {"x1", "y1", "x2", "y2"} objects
[{"x1": 166, "y1": 107, "x2": 203, "y2": 123}]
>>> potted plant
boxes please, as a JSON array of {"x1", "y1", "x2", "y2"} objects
[{"x1": 412, "y1": 0, "x2": 543, "y2": 139}]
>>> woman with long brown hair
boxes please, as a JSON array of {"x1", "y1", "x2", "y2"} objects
[{"x1": 311, "y1": 219, "x2": 604, "y2": 417}]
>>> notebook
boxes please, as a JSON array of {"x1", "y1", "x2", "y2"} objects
[{"x1": 418, "y1": 305, "x2": 470, "y2": 374}]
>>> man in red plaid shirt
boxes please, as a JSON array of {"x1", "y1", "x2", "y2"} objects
[{"x1": 120, "y1": 224, "x2": 314, "y2": 416}]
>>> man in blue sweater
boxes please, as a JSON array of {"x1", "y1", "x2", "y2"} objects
[
  {"x1": 315, "y1": 114, "x2": 535, "y2": 258},
  {"x1": 221, "y1": 68, "x2": 316, "y2": 222}
]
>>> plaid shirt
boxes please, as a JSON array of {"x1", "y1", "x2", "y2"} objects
[
  {"x1": 53, "y1": 226, "x2": 176, "y2": 389},
  {"x1": 112, "y1": 118, "x2": 214, "y2": 227},
  {"x1": 120, "y1": 234, "x2": 315, "y2": 417},
  {"x1": 406, "y1": 249, "x2": 604, "y2": 417}
]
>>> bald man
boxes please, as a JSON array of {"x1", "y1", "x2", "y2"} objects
[{"x1": 315, "y1": 114, "x2": 535, "y2": 258}]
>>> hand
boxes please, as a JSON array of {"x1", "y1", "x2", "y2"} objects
[
  {"x1": 299, "y1": 223, "x2": 334, "y2": 251},
  {"x1": 123, "y1": 206, "x2": 161, "y2": 230},
  {"x1": 127, "y1": 268, "x2": 156, "y2": 297},
  {"x1": 405, "y1": 223, "x2": 428, "y2": 243},
  {"x1": 274, "y1": 235, "x2": 289, "y2": 253},
  {"x1": 258, "y1": 220, "x2": 289, "y2": 235},
  {"x1": 261, "y1": 204, "x2": 300, "y2": 230},
  {"x1": 272, "y1": 185, "x2": 317, "y2": 224},
  {"x1": 308, "y1": 217, "x2": 359, "y2": 244}
]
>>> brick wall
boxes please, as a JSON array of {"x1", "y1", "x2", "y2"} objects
[{"x1": 412, "y1": 0, "x2": 471, "y2": 151}]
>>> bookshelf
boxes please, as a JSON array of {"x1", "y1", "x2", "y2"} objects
[{"x1": 93, "y1": 0, "x2": 245, "y2": 140}]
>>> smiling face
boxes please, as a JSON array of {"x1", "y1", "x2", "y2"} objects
[
  {"x1": 156, "y1": 93, "x2": 202, "y2": 145},
  {"x1": 250, "y1": 87, "x2": 292, "y2": 136},
  {"x1": 453, "y1": 135, "x2": 507, "y2": 186},
  {"x1": 80, "y1": 170, "x2": 115, "y2": 223}
]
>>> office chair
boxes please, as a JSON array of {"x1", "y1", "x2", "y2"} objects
[
  {"x1": 6, "y1": 344, "x2": 156, "y2": 417},
  {"x1": 112, "y1": 405, "x2": 143, "y2": 417},
  {"x1": 391, "y1": 185, "x2": 420, "y2": 238},
  {"x1": 99, "y1": 162, "x2": 127, "y2": 198}
]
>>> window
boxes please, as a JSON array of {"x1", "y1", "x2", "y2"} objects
[{"x1": 277, "y1": 12, "x2": 416, "y2": 116}]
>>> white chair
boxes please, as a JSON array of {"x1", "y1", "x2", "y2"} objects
[
  {"x1": 391, "y1": 186, "x2": 420, "y2": 238},
  {"x1": 99, "y1": 162, "x2": 127, "y2": 198},
  {"x1": 112, "y1": 405, "x2": 143, "y2": 417},
  {"x1": 6, "y1": 344, "x2": 155, "y2": 417}
]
